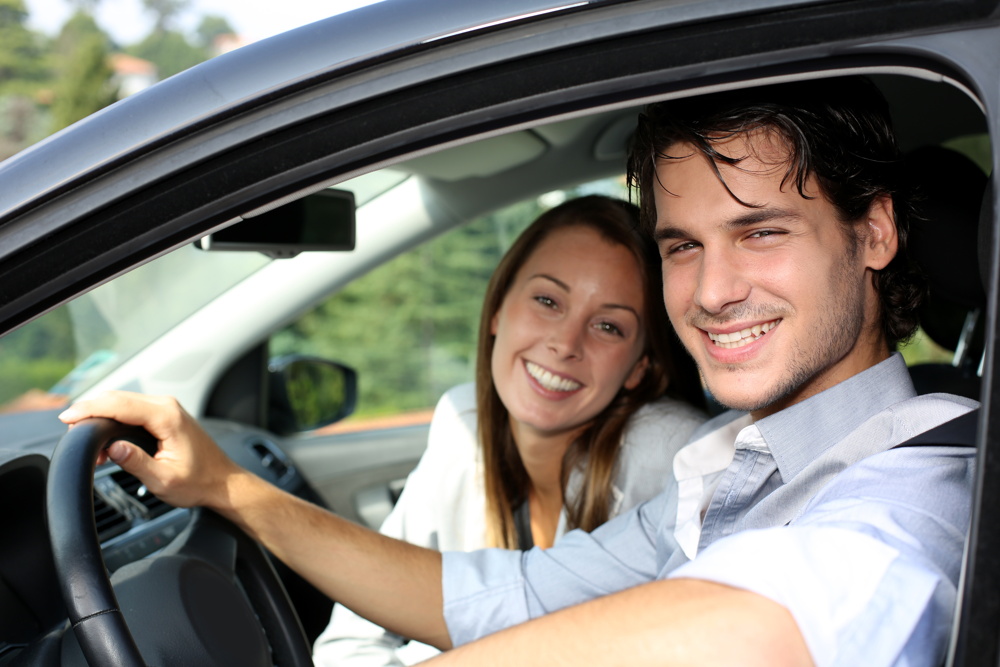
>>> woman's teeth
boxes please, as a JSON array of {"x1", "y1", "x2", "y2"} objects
[
  {"x1": 708, "y1": 321, "x2": 777, "y2": 349},
  {"x1": 526, "y1": 361, "x2": 581, "y2": 391}
]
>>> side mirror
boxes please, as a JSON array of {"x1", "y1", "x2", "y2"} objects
[{"x1": 267, "y1": 356, "x2": 358, "y2": 435}]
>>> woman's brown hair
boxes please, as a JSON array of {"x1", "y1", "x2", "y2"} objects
[{"x1": 476, "y1": 195, "x2": 704, "y2": 548}]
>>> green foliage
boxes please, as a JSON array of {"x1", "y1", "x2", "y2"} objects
[
  {"x1": 272, "y1": 198, "x2": 544, "y2": 417},
  {"x1": 283, "y1": 360, "x2": 350, "y2": 429},
  {"x1": 51, "y1": 20, "x2": 118, "y2": 131},
  {"x1": 0, "y1": 0, "x2": 48, "y2": 93},
  {"x1": 128, "y1": 29, "x2": 205, "y2": 80},
  {"x1": 0, "y1": 306, "x2": 76, "y2": 404},
  {"x1": 195, "y1": 14, "x2": 235, "y2": 50},
  {"x1": 898, "y1": 327, "x2": 954, "y2": 366},
  {"x1": 142, "y1": 0, "x2": 190, "y2": 33},
  {"x1": 943, "y1": 133, "x2": 993, "y2": 176},
  {"x1": 0, "y1": 94, "x2": 49, "y2": 159}
]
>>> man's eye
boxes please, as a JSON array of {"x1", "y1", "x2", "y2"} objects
[
  {"x1": 749, "y1": 229, "x2": 781, "y2": 239},
  {"x1": 666, "y1": 241, "x2": 698, "y2": 255}
]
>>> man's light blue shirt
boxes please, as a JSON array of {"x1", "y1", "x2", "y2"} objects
[{"x1": 442, "y1": 354, "x2": 978, "y2": 667}]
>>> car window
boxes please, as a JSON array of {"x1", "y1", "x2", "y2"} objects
[
  {"x1": 271, "y1": 178, "x2": 629, "y2": 432},
  {"x1": 0, "y1": 249, "x2": 271, "y2": 412}
]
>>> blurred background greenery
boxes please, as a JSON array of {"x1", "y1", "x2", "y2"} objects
[{"x1": 0, "y1": 0, "x2": 236, "y2": 159}]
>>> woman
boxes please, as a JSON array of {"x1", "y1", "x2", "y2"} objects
[{"x1": 313, "y1": 195, "x2": 707, "y2": 665}]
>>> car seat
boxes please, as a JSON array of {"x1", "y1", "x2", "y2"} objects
[{"x1": 905, "y1": 146, "x2": 988, "y2": 400}]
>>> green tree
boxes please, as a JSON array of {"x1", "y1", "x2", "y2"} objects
[
  {"x1": 54, "y1": 9, "x2": 113, "y2": 56},
  {"x1": 129, "y1": 29, "x2": 205, "y2": 79},
  {"x1": 142, "y1": 0, "x2": 189, "y2": 34},
  {"x1": 0, "y1": 305, "x2": 76, "y2": 404},
  {"x1": 195, "y1": 14, "x2": 235, "y2": 52},
  {"x1": 0, "y1": 0, "x2": 48, "y2": 93},
  {"x1": 51, "y1": 23, "x2": 117, "y2": 130},
  {"x1": 66, "y1": 0, "x2": 101, "y2": 11},
  {"x1": 0, "y1": 0, "x2": 51, "y2": 158}
]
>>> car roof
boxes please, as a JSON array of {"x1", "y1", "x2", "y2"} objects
[{"x1": 0, "y1": 0, "x2": 844, "y2": 224}]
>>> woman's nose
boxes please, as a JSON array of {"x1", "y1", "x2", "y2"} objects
[{"x1": 546, "y1": 319, "x2": 585, "y2": 360}]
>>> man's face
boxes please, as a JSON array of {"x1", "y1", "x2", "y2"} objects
[{"x1": 653, "y1": 134, "x2": 896, "y2": 418}]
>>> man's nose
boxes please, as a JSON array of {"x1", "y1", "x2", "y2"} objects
[{"x1": 694, "y1": 248, "x2": 751, "y2": 314}]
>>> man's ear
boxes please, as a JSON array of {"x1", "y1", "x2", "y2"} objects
[
  {"x1": 623, "y1": 355, "x2": 650, "y2": 391},
  {"x1": 864, "y1": 194, "x2": 898, "y2": 271}
]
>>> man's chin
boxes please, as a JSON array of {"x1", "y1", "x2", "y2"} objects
[
  {"x1": 709, "y1": 392, "x2": 771, "y2": 414},
  {"x1": 704, "y1": 378, "x2": 785, "y2": 414}
]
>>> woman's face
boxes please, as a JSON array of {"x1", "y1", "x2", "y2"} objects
[{"x1": 490, "y1": 224, "x2": 650, "y2": 442}]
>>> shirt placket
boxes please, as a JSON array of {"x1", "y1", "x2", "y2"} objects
[{"x1": 697, "y1": 427, "x2": 779, "y2": 553}]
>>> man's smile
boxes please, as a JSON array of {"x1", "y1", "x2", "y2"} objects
[{"x1": 706, "y1": 320, "x2": 779, "y2": 349}]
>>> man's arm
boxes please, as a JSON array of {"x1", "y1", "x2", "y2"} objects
[
  {"x1": 429, "y1": 577, "x2": 812, "y2": 667},
  {"x1": 59, "y1": 391, "x2": 454, "y2": 650}
]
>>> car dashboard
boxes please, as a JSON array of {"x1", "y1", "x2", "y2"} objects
[{"x1": 0, "y1": 410, "x2": 311, "y2": 665}]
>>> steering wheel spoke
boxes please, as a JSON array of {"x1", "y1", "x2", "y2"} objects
[{"x1": 162, "y1": 508, "x2": 239, "y2": 575}]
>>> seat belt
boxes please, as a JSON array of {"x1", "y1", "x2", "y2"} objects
[{"x1": 892, "y1": 409, "x2": 979, "y2": 448}]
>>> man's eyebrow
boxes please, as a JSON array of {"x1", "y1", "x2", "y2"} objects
[
  {"x1": 528, "y1": 274, "x2": 640, "y2": 318},
  {"x1": 654, "y1": 207, "x2": 803, "y2": 243}
]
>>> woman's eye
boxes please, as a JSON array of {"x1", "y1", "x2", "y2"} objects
[
  {"x1": 534, "y1": 295, "x2": 557, "y2": 308},
  {"x1": 596, "y1": 321, "x2": 624, "y2": 337}
]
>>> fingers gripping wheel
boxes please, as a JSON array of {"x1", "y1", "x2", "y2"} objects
[{"x1": 46, "y1": 417, "x2": 313, "y2": 667}]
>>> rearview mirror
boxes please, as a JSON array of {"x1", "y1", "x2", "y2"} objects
[
  {"x1": 267, "y1": 355, "x2": 358, "y2": 435},
  {"x1": 196, "y1": 188, "x2": 356, "y2": 258}
]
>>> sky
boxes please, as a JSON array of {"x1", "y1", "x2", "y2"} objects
[{"x1": 23, "y1": 0, "x2": 383, "y2": 45}]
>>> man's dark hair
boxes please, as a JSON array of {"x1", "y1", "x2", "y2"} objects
[{"x1": 627, "y1": 76, "x2": 924, "y2": 347}]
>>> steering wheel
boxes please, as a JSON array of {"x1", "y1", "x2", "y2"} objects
[{"x1": 46, "y1": 417, "x2": 314, "y2": 667}]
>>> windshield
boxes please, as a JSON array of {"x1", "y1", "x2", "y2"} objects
[
  {"x1": 0, "y1": 248, "x2": 271, "y2": 412},
  {"x1": 0, "y1": 171, "x2": 406, "y2": 414}
]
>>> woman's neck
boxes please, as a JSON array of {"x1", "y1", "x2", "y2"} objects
[{"x1": 511, "y1": 422, "x2": 580, "y2": 549}]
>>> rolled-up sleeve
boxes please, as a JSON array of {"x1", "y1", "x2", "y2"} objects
[
  {"x1": 443, "y1": 490, "x2": 670, "y2": 646},
  {"x1": 668, "y1": 446, "x2": 974, "y2": 667}
]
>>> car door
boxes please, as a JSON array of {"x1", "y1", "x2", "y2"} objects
[{"x1": 1, "y1": 1, "x2": 1000, "y2": 663}]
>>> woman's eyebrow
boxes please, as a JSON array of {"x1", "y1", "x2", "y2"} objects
[
  {"x1": 529, "y1": 274, "x2": 640, "y2": 319},
  {"x1": 528, "y1": 273, "x2": 571, "y2": 291}
]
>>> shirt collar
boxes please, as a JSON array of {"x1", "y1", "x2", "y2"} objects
[{"x1": 754, "y1": 352, "x2": 916, "y2": 482}]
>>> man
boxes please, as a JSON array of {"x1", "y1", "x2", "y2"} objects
[{"x1": 62, "y1": 76, "x2": 978, "y2": 666}]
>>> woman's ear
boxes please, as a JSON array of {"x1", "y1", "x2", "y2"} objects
[
  {"x1": 490, "y1": 310, "x2": 500, "y2": 335},
  {"x1": 623, "y1": 355, "x2": 650, "y2": 391}
]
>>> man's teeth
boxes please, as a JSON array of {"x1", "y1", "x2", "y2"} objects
[
  {"x1": 526, "y1": 361, "x2": 581, "y2": 392},
  {"x1": 707, "y1": 321, "x2": 777, "y2": 349}
]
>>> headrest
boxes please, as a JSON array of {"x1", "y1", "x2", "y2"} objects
[{"x1": 905, "y1": 146, "x2": 988, "y2": 310}]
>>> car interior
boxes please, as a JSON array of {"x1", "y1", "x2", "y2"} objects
[{"x1": 0, "y1": 49, "x2": 994, "y2": 665}]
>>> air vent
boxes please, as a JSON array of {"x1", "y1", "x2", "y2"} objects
[
  {"x1": 94, "y1": 491, "x2": 129, "y2": 542},
  {"x1": 111, "y1": 470, "x2": 171, "y2": 520}
]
